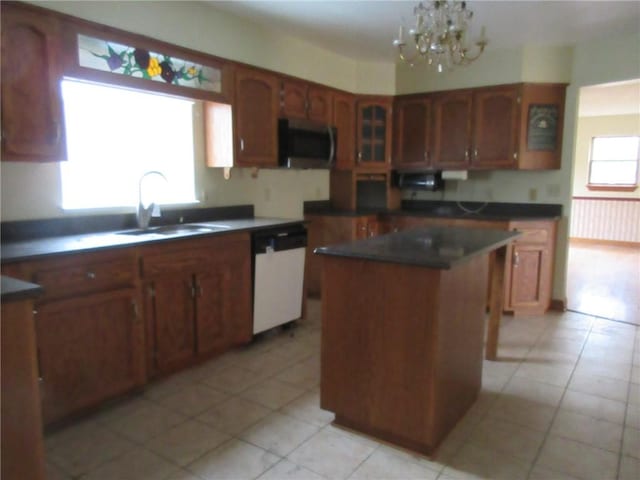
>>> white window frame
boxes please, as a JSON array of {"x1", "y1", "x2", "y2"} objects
[
  {"x1": 587, "y1": 135, "x2": 639, "y2": 192},
  {"x1": 59, "y1": 79, "x2": 199, "y2": 211}
]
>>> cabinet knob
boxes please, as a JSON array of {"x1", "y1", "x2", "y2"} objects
[
  {"x1": 86, "y1": 271, "x2": 96, "y2": 279},
  {"x1": 513, "y1": 252, "x2": 520, "y2": 267},
  {"x1": 357, "y1": 151, "x2": 362, "y2": 162},
  {"x1": 513, "y1": 152, "x2": 518, "y2": 160},
  {"x1": 240, "y1": 138, "x2": 245, "y2": 151},
  {"x1": 464, "y1": 149, "x2": 470, "y2": 161},
  {"x1": 474, "y1": 148, "x2": 478, "y2": 158}
]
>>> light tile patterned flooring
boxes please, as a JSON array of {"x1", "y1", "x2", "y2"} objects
[{"x1": 46, "y1": 300, "x2": 640, "y2": 480}]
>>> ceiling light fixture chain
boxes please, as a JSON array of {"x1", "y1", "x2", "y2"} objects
[{"x1": 393, "y1": 1, "x2": 488, "y2": 72}]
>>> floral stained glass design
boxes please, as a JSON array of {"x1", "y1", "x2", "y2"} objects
[{"x1": 77, "y1": 34, "x2": 222, "y2": 93}]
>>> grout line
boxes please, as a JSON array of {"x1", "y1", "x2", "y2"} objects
[
  {"x1": 566, "y1": 308, "x2": 639, "y2": 328},
  {"x1": 523, "y1": 311, "x2": 595, "y2": 480}
]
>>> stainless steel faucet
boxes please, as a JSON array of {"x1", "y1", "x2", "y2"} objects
[{"x1": 137, "y1": 170, "x2": 167, "y2": 229}]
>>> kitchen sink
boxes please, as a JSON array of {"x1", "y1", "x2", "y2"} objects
[{"x1": 118, "y1": 223, "x2": 230, "y2": 236}]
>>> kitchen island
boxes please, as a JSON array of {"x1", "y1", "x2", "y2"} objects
[{"x1": 315, "y1": 226, "x2": 518, "y2": 454}]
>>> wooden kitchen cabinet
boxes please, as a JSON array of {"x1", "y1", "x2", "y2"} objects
[
  {"x1": 141, "y1": 233, "x2": 251, "y2": 377},
  {"x1": 380, "y1": 214, "x2": 557, "y2": 314},
  {"x1": 35, "y1": 288, "x2": 144, "y2": 425},
  {"x1": 1, "y1": 2, "x2": 66, "y2": 162},
  {"x1": 304, "y1": 213, "x2": 379, "y2": 297},
  {"x1": 504, "y1": 220, "x2": 557, "y2": 314},
  {"x1": 234, "y1": 67, "x2": 280, "y2": 167},
  {"x1": 429, "y1": 84, "x2": 566, "y2": 170},
  {"x1": 356, "y1": 97, "x2": 393, "y2": 169},
  {"x1": 431, "y1": 90, "x2": 473, "y2": 169},
  {"x1": 393, "y1": 96, "x2": 432, "y2": 170},
  {"x1": 17, "y1": 248, "x2": 145, "y2": 425},
  {"x1": 471, "y1": 85, "x2": 520, "y2": 168},
  {"x1": 332, "y1": 92, "x2": 356, "y2": 170},
  {"x1": 280, "y1": 79, "x2": 332, "y2": 123}
]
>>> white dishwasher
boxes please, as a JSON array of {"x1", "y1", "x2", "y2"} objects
[{"x1": 252, "y1": 225, "x2": 307, "y2": 334}]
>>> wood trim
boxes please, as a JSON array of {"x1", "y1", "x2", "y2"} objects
[
  {"x1": 569, "y1": 237, "x2": 640, "y2": 248},
  {"x1": 572, "y1": 196, "x2": 640, "y2": 202},
  {"x1": 587, "y1": 185, "x2": 637, "y2": 192},
  {"x1": 549, "y1": 298, "x2": 567, "y2": 312}
]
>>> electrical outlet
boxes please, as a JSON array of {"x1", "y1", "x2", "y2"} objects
[{"x1": 529, "y1": 188, "x2": 538, "y2": 201}]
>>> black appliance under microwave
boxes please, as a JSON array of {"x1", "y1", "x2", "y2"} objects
[{"x1": 278, "y1": 118, "x2": 336, "y2": 169}]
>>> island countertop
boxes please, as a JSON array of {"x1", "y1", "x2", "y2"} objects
[{"x1": 314, "y1": 226, "x2": 520, "y2": 269}]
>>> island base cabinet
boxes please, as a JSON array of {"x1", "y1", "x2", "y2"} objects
[
  {"x1": 320, "y1": 254, "x2": 488, "y2": 454},
  {"x1": 35, "y1": 288, "x2": 145, "y2": 425}
]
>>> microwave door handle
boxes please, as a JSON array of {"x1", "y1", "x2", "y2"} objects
[{"x1": 328, "y1": 126, "x2": 335, "y2": 167}]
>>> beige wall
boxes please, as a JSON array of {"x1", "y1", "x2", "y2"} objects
[
  {"x1": 3, "y1": 2, "x2": 640, "y2": 304},
  {"x1": 572, "y1": 114, "x2": 640, "y2": 198}
]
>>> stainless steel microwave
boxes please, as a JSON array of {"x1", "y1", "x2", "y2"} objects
[{"x1": 278, "y1": 118, "x2": 336, "y2": 169}]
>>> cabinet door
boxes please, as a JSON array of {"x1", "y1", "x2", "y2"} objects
[
  {"x1": 307, "y1": 86, "x2": 332, "y2": 123},
  {"x1": 508, "y1": 244, "x2": 545, "y2": 310},
  {"x1": 35, "y1": 288, "x2": 144, "y2": 424},
  {"x1": 333, "y1": 92, "x2": 356, "y2": 170},
  {"x1": 234, "y1": 68, "x2": 279, "y2": 167},
  {"x1": 357, "y1": 100, "x2": 392, "y2": 168},
  {"x1": 394, "y1": 97, "x2": 431, "y2": 169},
  {"x1": 149, "y1": 275, "x2": 196, "y2": 374},
  {"x1": 431, "y1": 91, "x2": 473, "y2": 169},
  {"x1": 1, "y1": 4, "x2": 65, "y2": 162},
  {"x1": 472, "y1": 87, "x2": 520, "y2": 168},
  {"x1": 195, "y1": 242, "x2": 251, "y2": 355},
  {"x1": 281, "y1": 80, "x2": 307, "y2": 119}
]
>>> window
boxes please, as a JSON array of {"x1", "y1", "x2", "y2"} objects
[
  {"x1": 60, "y1": 79, "x2": 198, "y2": 210},
  {"x1": 588, "y1": 136, "x2": 639, "y2": 191}
]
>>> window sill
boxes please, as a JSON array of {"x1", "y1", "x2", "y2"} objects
[{"x1": 587, "y1": 184, "x2": 637, "y2": 192}]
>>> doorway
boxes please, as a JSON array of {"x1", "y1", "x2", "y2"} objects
[{"x1": 568, "y1": 80, "x2": 640, "y2": 325}]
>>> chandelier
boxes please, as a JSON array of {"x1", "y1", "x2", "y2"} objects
[{"x1": 392, "y1": 1, "x2": 488, "y2": 72}]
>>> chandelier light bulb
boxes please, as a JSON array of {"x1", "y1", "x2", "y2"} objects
[{"x1": 393, "y1": 0, "x2": 487, "y2": 70}]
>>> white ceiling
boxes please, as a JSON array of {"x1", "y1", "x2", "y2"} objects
[{"x1": 206, "y1": 1, "x2": 640, "y2": 63}]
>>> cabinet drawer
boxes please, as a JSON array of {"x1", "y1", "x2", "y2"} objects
[
  {"x1": 34, "y1": 257, "x2": 135, "y2": 300},
  {"x1": 141, "y1": 248, "x2": 212, "y2": 277},
  {"x1": 510, "y1": 221, "x2": 552, "y2": 245}
]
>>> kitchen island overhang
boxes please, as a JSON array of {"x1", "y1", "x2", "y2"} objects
[{"x1": 314, "y1": 226, "x2": 519, "y2": 455}]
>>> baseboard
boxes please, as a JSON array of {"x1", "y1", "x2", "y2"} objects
[
  {"x1": 550, "y1": 298, "x2": 567, "y2": 312},
  {"x1": 569, "y1": 237, "x2": 640, "y2": 248}
]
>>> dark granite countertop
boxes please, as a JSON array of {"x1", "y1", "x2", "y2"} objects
[
  {"x1": 314, "y1": 226, "x2": 520, "y2": 269},
  {"x1": 1, "y1": 217, "x2": 305, "y2": 264},
  {"x1": 1, "y1": 276, "x2": 43, "y2": 302},
  {"x1": 304, "y1": 200, "x2": 562, "y2": 221}
]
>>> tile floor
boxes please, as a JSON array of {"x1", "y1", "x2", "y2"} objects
[{"x1": 45, "y1": 300, "x2": 639, "y2": 480}]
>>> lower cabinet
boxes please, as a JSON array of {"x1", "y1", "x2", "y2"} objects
[
  {"x1": 142, "y1": 233, "x2": 252, "y2": 377},
  {"x1": 305, "y1": 214, "x2": 379, "y2": 297},
  {"x1": 377, "y1": 215, "x2": 557, "y2": 315},
  {"x1": 35, "y1": 287, "x2": 144, "y2": 425}
]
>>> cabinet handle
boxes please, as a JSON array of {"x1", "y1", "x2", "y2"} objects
[
  {"x1": 54, "y1": 122, "x2": 61, "y2": 144},
  {"x1": 86, "y1": 271, "x2": 96, "y2": 279},
  {"x1": 513, "y1": 152, "x2": 518, "y2": 160},
  {"x1": 240, "y1": 138, "x2": 245, "y2": 151},
  {"x1": 474, "y1": 148, "x2": 478, "y2": 158},
  {"x1": 464, "y1": 149, "x2": 470, "y2": 161},
  {"x1": 131, "y1": 301, "x2": 140, "y2": 323},
  {"x1": 357, "y1": 151, "x2": 362, "y2": 162},
  {"x1": 514, "y1": 251, "x2": 520, "y2": 267}
]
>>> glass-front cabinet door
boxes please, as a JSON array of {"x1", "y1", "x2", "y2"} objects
[{"x1": 356, "y1": 99, "x2": 392, "y2": 169}]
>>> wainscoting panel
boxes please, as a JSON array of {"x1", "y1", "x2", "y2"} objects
[{"x1": 570, "y1": 197, "x2": 640, "y2": 243}]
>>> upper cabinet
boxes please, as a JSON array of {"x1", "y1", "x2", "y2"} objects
[
  {"x1": 1, "y1": 3, "x2": 66, "y2": 162},
  {"x1": 234, "y1": 67, "x2": 280, "y2": 168},
  {"x1": 280, "y1": 80, "x2": 332, "y2": 124},
  {"x1": 332, "y1": 92, "x2": 356, "y2": 170},
  {"x1": 471, "y1": 85, "x2": 520, "y2": 168},
  {"x1": 356, "y1": 97, "x2": 393, "y2": 170},
  {"x1": 431, "y1": 90, "x2": 474, "y2": 170},
  {"x1": 393, "y1": 96, "x2": 432, "y2": 170},
  {"x1": 418, "y1": 83, "x2": 566, "y2": 171}
]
